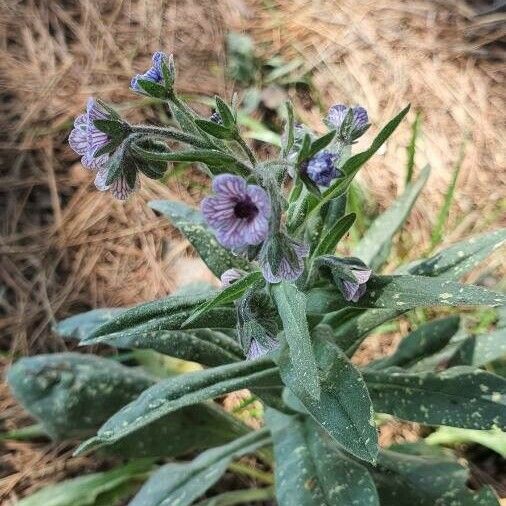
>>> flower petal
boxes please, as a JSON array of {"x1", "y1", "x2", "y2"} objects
[
  {"x1": 110, "y1": 174, "x2": 138, "y2": 200},
  {"x1": 68, "y1": 126, "x2": 87, "y2": 156},
  {"x1": 247, "y1": 185, "x2": 271, "y2": 217},
  {"x1": 212, "y1": 174, "x2": 247, "y2": 197}
]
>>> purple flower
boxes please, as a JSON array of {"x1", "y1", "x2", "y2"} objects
[
  {"x1": 220, "y1": 268, "x2": 243, "y2": 287},
  {"x1": 210, "y1": 111, "x2": 223, "y2": 124},
  {"x1": 201, "y1": 174, "x2": 271, "y2": 250},
  {"x1": 68, "y1": 98, "x2": 110, "y2": 171},
  {"x1": 246, "y1": 334, "x2": 279, "y2": 360},
  {"x1": 335, "y1": 263, "x2": 372, "y2": 302},
  {"x1": 94, "y1": 163, "x2": 139, "y2": 201},
  {"x1": 303, "y1": 150, "x2": 340, "y2": 187},
  {"x1": 259, "y1": 234, "x2": 309, "y2": 283},
  {"x1": 327, "y1": 104, "x2": 369, "y2": 142},
  {"x1": 131, "y1": 52, "x2": 168, "y2": 92}
]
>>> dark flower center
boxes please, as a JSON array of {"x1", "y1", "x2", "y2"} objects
[{"x1": 234, "y1": 198, "x2": 258, "y2": 221}]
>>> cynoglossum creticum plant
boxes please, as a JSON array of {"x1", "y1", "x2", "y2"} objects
[{"x1": 7, "y1": 50, "x2": 506, "y2": 505}]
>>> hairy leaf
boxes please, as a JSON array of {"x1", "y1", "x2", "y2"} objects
[
  {"x1": 277, "y1": 329, "x2": 378, "y2": 463},
  {"x1": 266, "y1": 410, "x2": 379, "y2": 505},
  {"x1": 272, "y1": 282, "x2": 320, "y2": 400},
  {"x1": 311, "y1": 212, "x2": 356, "y2": 258},
  {"x1": 76, "y1": 358, "x2": 279, "y2": 452},
  {"x1": 129, "y1": 429, "x2": 271, "y2": 506},
  {"x1": 55, "y1": 309, "x2": 126, "y2": 341},
  {"x1": 364, "y1": 367, "x2": 506, "y2": 430}
]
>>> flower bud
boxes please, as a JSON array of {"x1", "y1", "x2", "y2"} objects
[{"x1": 327, "y1": 104, "x2": 370, "y2": 143}]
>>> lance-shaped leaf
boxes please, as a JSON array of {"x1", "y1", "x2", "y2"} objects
[
  {"x1": 311, "y1": 212, "x2": 356, "y2": 258},
  {"x1": 86, "y1": 289, "x2": 213, "y2": 340},
  {"x1": 364, "y1": 366, "x2": 506, "y2": 430},
  {"x1": 330, "y1": 229, "x2": 506, "y2": 356},
  {"x1": 87, "y1": 329, "x2": 243, "y2": 367},
  {"x1": 129, "y1": 429, "x2": 271, "y2": 506},
  {"x1": 149, "y1": 200, "x2": 251, "y2": 277},
  {"x1": 184, "y1": 271, "x2": 263, "y2": 327},
  {"x1": 266, "y1": 410, "x2": 379, "y2": 505},
  {"x1": 272, "y1": 282, "x2": 320, "y2": 400},
  {"x1": 371, "y1": 448, "x2": 499, "y2": 506},
  {"x1": 17, "y1": 460, "x2": 153, "y2": 506},
  {"x1": 76, "y1": 358, "x2": 280, "y2": 452},
  {"x1": 353, "y1": 165, "x2": 430, "y2": 270},
  {"x1": 55, "y1": 308, "x2": 126, "y2": 341},
  {"x1": 368, "y1": 316, "x2": 461, "y2": 370},
  {"x1": 448, "y1": 327, "x2": 506, "y2": 368},
  {"x1": 306, "y1": 276, "x2": 505, "y2": 315},
  {"x1": 277, "y1": 328, "x2": 378, "y2": 463},
  {"x1": 7, "y1": 353, "x2": 153, "y2": 439}
]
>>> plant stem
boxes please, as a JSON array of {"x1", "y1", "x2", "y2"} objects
[
  {"x1": 194, "y1": 486, "x2": 275, "y2": 506},
  {"x1": 228, "y1": 461, "x2": 274, "y2": 485},
  {"x1": 132, "y1": 125, "x2": 211, "y2": 149},
  {"x1": 235, "y1": 135, "x2": 257, "y2": 166},
  {"x1": 0, "y1": 424, "x2": 47, "y2": 441}
]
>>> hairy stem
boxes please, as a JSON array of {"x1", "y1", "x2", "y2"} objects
[
  {"x1": 132, "y1": 125, "x2": 212, "y2": 149},
  {"x1": 228, "y1": 461, "x2": 274, "y2": 485},
  {"x1": 235, "y1": 135, "x2": 257, "y2": 166}
]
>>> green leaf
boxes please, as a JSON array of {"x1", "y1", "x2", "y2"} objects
[
  {"x1": 405, "y1": 111, "x2": 421, "y2": 185},
  {"x1": 7, "y1": 353, "x2": 153, "y2": 439},
  {"x1": 55, "y1": 308, "x2": 126, "y2": 341},
  {"x1": 149, "y1": 200, "x2": 251, "y2": 277},
  {"x1": 266, "y1": 410, "x2": 379, "y2": 505},
  {"x1": 93, "y1": 119, "x2": 129, "y2": 139},
  {"x1": 129, "y1": 429, "x2": 270, "y2": 506},
  {"x1": 431, "y1": 138, "x2": 466, "y2": 248},
  {"x1": 282, "y1": 100, "x2": 295, "y2": 156},
  {"x1": 329, "y1": 228, "x2": 506, "y2": 356},
  {"x1": 137, "y1": 79, "x2": 168, "y2": 99},
  {"x1": 364, "y1": 366, "x2": 506, "y2": 430},
  {"x1": 277, "y1": 328, "x2": 378, "y2": 463},
  {"x1": 87, "y1": 328, "x2": 243, "y2": 367},
  {"x1": 215, "y1": 96, "x2": 236, "y2": 128},
  {"x1": 272, "y1": 282, "x2": 320, "y2": 401},
  {"x1": 307, "y1": 130, "x2": 336, "y2": 158},
  {"x1": 372, "y1": 448, "x2": 499, "y2": 505},
  {"x1": 368, "y1": 316, "x2": 461, "y2": 370},
  {"x1": 403, "y1": 228, "x2": 506, "y2": 279},
  {"x1": 76, "y1": 358, "x2": 279, "y2": 452},
  {"x1": 353, "y1": 165, "x2": 430, "y2": 270},
  {"x1": 297, "y1": 133, "x2": 312, "y2": 163},
  {"x1": 85, "y1": 289, "x2": 214, "y2": 340},
  {"x1": 184, "y1": 271, "x2": 263, "y2": 327},
  {"x1": 448, "y1": 327, "x2": 506, "y2": 368},
  {"x1": 311, "y1": 212, "x2": 356, "y2": 258},
  {"x1": 425, "y1": 426, "x2": 506, "y2": 458},
  {"x1": 195, "y1": 119, "x2": 234, "y2": 139},
  {"x1": 17, "y1": 460, "x2": 153, "y2": 506}
]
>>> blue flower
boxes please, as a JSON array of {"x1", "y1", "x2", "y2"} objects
[
  {"x1": 246, "y1": 334, "x2": 279, "y2": 360},
  {"x1": 68, "y1": 97, "x2": 110, "y2": 171},
  {"x1": 303, "y1": 150, "x2": 341, "y2": 187},
  {"x1": 131, "y1": 52, "x2": 168, "y2": 92},
  {"x1": 259, "y1": 234, "x2": 309, "y2": 283},
  {"x1": 201, "y1": 174, "x2": 271, "y2": 250},
  {"x1": 220, "y1": 268, "x2": 243, "y2": 287},
  {"x1": 327, "y1": 104, "x2": 369, "y2": 142}
]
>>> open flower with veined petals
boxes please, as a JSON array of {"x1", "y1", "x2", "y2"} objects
[
  {"x1": 131, "y1": 51, "x2": 168, "y2": 93},
  {"x1": 68, "y1": 97, "x2": 110, "y2": 171},
  {"x1": 201, "y1": 174, "x2": 271, "y2": 250}
]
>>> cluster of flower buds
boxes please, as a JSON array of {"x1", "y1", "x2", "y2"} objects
[{"x1": 68, "y1": 51, "x2": 373, "y2": 361}]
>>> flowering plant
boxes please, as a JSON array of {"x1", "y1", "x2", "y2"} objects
[{"x1": 8, "y1": 52, "x2": 506, "y2": 505}]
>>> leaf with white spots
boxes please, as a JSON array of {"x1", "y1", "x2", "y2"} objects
[
  {"x1": 272, "y1": 282, "x2": 321, "y2": 401},
  {"x1": 266, "y1": 409, "x2": 379, "y2": 505},
  {"x1": 371, "y1": 448, "x2": 499, "y2": 505},
  {"x1": 277, "y1": 327, "x2": 378, "y2": 463},
  {"x1": 76, "y1": 358, "x2": 280, "y2": 453},
  {"x1": 55, "y1": 308, "x2": 126, "y2": 341},
  {"x1": 368, "y1": 316, "x2": 461, "y2": 370},
  {"x1": 149, "y1": 200, "x2": 251, "y2": 277},
  {"x1": 448, "y1": 327, "x2": 506, "y2": 368},
  {"x1": 353, "y1": 165, "x2": 430, "y2": 270},
  {"x1": 129, "y1": 429, "x2": 271, "y2": 506},
  {"x1": 364, "y1": 367, "x2": 506, "y2": 430}
]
